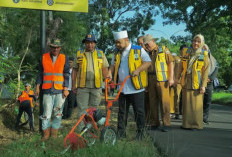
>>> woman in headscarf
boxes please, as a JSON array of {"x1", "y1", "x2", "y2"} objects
[{"x1": 176, "y1": 34, "x2": 209, "y2": 130}]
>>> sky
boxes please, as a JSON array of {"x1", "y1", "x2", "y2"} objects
[
  {"x1": 122, "y1": 9, "x2": 191, "y2": 41},
  {"x1": 145, "y1": 15, "x2": 191, "y2": 40}
]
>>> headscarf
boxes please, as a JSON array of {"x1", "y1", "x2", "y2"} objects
[
  {"x1": 192, "y1": 34, "x2": 205, "y2": 54},
  {"x1": 187, "y1": 34, "x2": 205, "y2": 74}
]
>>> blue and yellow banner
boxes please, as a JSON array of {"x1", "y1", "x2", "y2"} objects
[{"x1": 0, "y1": 0, "x2": 88, "y2": 12}]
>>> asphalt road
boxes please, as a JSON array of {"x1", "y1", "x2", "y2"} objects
[{"x1": 149, "y1": 104, "x2": 232, "y2": 157}]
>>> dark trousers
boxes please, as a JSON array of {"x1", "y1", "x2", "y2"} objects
[
  {"x1": 117, "y1": 91, "x2": 145, "y2": 137},
  {"x1": 63, "y1": 91, "x2": 75, "y2": 118},
  {"x1": 16, "y1": 100, "x2": 33, "y2": 129},
  {"x1": 179, "y1": 91, "x2": 183, "y2": 115},
  {"x1": 203, "y1": 83, "x2": 213, "y2": 122}
]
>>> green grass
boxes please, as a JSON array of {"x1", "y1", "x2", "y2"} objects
[
  {"x1": 0, "y1": 132, "x2": 160, "y2": 157},
  {"x1": 212, "y1": 92, "x2": 232, "y2": 105},
  {"x1": 0, "y1": 102, "x2": 161, "y2": 157}
]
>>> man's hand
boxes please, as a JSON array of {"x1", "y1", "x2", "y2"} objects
[
  {"x1": 106, "y1": 72, "x2": 112, "y2": 80},
  {"x1": 207, "y1": 78, "x2": 211, "y2": 83},
  {"x1": 200, "y1": 86, "x2": 206, "y2": 94},
  {"x1": 63, "y1": 90, "x2": 69, "y2": 98},
  {"x1": 35, "y1": 84, "x2": 40, "y2": 98},
  {"x1": 169, "y1": 79, "x2": 175, "y2": 87},
  {"x1": 35, "y1": 102, "x2": 40, "y2": 107},
  {"x1": 132, "y1": 69, "x2": 140, "y2": 77}
]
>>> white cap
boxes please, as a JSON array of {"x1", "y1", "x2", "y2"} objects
[{"x1": 113, "y1": 30, "x2": 128, "y2": 40}]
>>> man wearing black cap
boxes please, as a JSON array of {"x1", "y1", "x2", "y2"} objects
[{"x1": 72, "y1": 34, "x2": 110, "y2": 116}]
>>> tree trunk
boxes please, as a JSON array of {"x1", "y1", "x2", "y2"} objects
[
  {"x1": 15, "y1": 29, "x2": 32, "y2": 99},
  {"x1": 46, "y1": 11, "x2": 63, "y2": 48}
]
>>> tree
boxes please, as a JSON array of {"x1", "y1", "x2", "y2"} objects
[
  {"x1": 148, "y1": 0, "x2": 232, "y2": 34},
  {"x1": 149, "y1": 0, "x2": 232, "y2": 86},
  {"x1": 0, "y1": 8, "x2": 88, "y2": 98},
  {"x1": 86, "y1": 0, "x2": 158, "y2": 52}
]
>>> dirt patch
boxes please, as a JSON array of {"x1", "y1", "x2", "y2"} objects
[
  {"x1": 0, "y1": 103, "x2": 37, "y2": 146},
  {"x1": 0, "y1": 104, "x2": 20, "y2": 145}
]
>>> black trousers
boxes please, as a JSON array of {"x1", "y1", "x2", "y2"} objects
[
  {"x1": 117, "y1": 91, "x2": 145, "y2": 136},
  {"x1": 179, "y1": 91, "x2": 183, "y2": 115},
  {"x1": 63, "y1": 91, "x2": 75, "y2": 118},
  {"x1": 16, "y1": 100, "x2": 33, "y2": 129},
  {"x1": 203, "y1": 83, "x2": 213, "y2": 122}
]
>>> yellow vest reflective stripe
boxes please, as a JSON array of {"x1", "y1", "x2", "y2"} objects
[
  {"x1": 76, "y1": 49, "x2": 103, "y2": 88},
  {"x1": 181, "y1": 48, "x2": 208, "y2": 89},
  {"x1": 155, "y1": 46, "x2": 169, "y2": 81},
  {"x1": 114, "y1": 45, "x2": 147, "y2": 90}
]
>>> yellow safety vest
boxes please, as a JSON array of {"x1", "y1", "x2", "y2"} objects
[
  {"x1": 181, "y1": 48, "x2": 208, "y2": 89},
  {"x1": 114, "y1": 45, "x2": 147, "y2": 90},
  {"x1": 155, "y1": 46, "x2": 169, "y2": 81},
  {"x1": 76, "y1": 49, "x2": 103, "y2": 88}
]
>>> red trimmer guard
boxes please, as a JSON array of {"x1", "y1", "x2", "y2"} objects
[{"x1": 67, "y1": 132, "x2": 86, "y2": 150}]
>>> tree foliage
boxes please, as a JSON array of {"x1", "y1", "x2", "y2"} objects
[
  {"x1": 87, "y1": 0, "x2": 158, "y2": 52},
  {"x1": 0, "y1": 8, "x2": 87, "y2": 97},
  {"x1": 150, "y1": 0, "x2": 232, "y2": 86},
  {"x1": 0, "y1": 1, "x2": 159, "y2": 98}
]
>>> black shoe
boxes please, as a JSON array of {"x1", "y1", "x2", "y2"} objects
[
  {"x1": 203, "y1": 119, "x2": 210, "y2": 125},
  {"x1": 161, "y1": 126, "x2": 169, "y2": 132},
  {"x1": 175, "y1": 114, "x2": 180, "y2": 119},
  {"x1": 191, "y1": 128, "x2": 202, "y2": 131},
  {"x1": 180, "y1": 126, "x2": 185, "y2": 129}
]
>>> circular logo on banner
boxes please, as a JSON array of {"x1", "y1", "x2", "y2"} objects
[
  {"x1": 47, "y1": 0, "x2": 54, "y2": 6},
  {"x1": 13, "y1": 0, "x2": 20, "y2": 3}
]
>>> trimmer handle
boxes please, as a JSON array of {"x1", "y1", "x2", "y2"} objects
[{"x1": 105, "y1": 75, "x2": 131, "y2": 102}]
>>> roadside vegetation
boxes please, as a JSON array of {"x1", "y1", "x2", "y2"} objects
[
  {"x1": 212, "y1": 92, "x2": 232, "y2": 106},
  {"x1": 0, "y1": 98, "x2": 161, "y2": 157}
]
